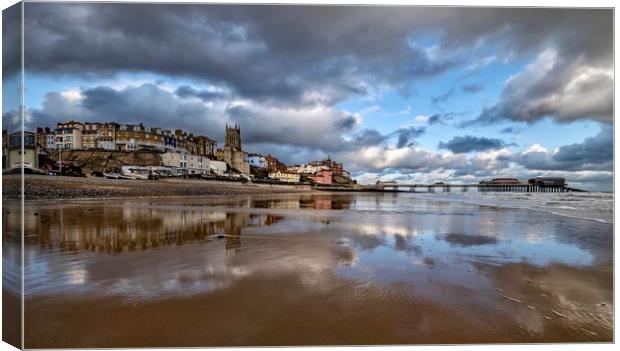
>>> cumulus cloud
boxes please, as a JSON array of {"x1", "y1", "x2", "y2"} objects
[
  {"x1": 341, "y1": 145, "x2": 469, "y2": 174},
  {"x1": 350, "y1": 129, "x2": 387, "y2": 147},
  {"x1": 392, "y1": 127, "x2": 426, "y2": 148},
  {"x1": 18, "y1": 4, "x2": 612, "y2": 114},
  {"x1": 515, "y1": 126, "x2": 613, "y2": 171},
  {"x1": 438, "y1": 135, "x2": 515, "y2": 153},
  {"x1": 22, "y1": 83, "x2": 363, "y2": 154},
  {"x1": 475, "y1": 47, "x2": 613, "y2": 125}
]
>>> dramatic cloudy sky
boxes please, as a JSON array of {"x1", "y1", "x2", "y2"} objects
[{"x1": 2, "y1": 3, "x2": 614, "y2": 190}]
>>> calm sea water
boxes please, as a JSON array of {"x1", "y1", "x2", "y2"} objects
[{"x1": 3, "y1": 192, "x2": 613, "y2": 347}]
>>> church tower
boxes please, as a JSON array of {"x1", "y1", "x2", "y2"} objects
[{"x1": 225, "y1": 123, "x2": 242, "y2": 150}]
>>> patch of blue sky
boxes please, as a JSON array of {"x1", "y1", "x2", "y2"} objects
[{"x1": 338, "y1": 52, "x2": 600, "y2": 152}]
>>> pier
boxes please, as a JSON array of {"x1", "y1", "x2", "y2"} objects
[{"x1": 374, "y1": 182, "x2": 585, "y2": 193}]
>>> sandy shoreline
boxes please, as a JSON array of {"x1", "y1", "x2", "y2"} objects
[{"x1": 3, "y1": 174, "x2": 317, "y2": 200}]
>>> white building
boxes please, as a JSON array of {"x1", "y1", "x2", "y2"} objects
[
  {"x1": 209, "y1": 160, "x2": 227, "y2": 176},
  {"x1": 269, "y1": 171, "x2": 301, "y2": 183},
  {"x1": 287, "y1": 163, "x2": 328, "y2": 174},
  {"x1": 54, "y1": 127, "x2": 82, "y2": 150},
  {"x1": 46, "y1": 134, "x2": 55, "y2": 150},
  {"x1": 162, "y1": 152, "x2": 226, "y2": 176}
]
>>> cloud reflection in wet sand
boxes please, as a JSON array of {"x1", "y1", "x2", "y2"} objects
[{"x1": 3, "y1": 193, "x2": 612, "y2": 347}]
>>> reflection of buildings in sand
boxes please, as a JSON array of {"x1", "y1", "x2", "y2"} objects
[
  {"x1": 16, "y1": 206, "x2": 283, "y2": 254},
  {"x1": 224, "y1": 212, "x2": 244, "y2": 253},
  {"x1": 248, "y1": 194, "x2": 356, "y2": 210}
]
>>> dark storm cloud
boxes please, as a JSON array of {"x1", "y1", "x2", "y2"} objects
[
  {"x1": 21, "y1": 3, "x2": 459, "y2": 105},
  {"x1": 20, "y1": 4, "x2": 612, "y2": 113},
  {"x1": 461, "y1": 83, "x2": 483, "y2": 94},
  {"x1": 2, "y1": 3, "x2": 21, "y2": 79},
  {"x1": 28, "y1": 84, "x2": 221, "y2": 136},
  {"x1": 438, "y1": 135, "x2": 514, "y2": 153},
  {"x1": 515, "y1": 126, "x2": 613, "y2": 171},
  {"x1": 2, "y1": 3, "x2": 22, "y2": 131},
  {"x1": 174, "y1": 85, "x2": 227, "y2": 101}
]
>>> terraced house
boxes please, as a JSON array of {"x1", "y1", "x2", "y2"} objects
[{"x1": 44, "y1": 120, "x2": 217, "y2": 159}]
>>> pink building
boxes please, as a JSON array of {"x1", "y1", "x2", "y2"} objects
[{"x1": 309, "y1": 170, "x2": 332, "y2": 185}]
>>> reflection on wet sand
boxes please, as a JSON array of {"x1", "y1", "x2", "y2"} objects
[
  {"x1": 16, "y1": 205, "x2": 283, "y2": 254},
  {"x1": 5, "y1": 193, "x2": 613, "y2": 347}
]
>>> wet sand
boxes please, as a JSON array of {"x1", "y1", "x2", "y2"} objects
[
  {"x1": 3, "y1": 174, "x2": 315, "y2": 200},
  {"x1": 3, "y1": 193, "x2": 613, "y2": 347}
]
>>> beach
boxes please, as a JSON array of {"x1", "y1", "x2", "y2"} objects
[
  {"x1": 3, "y1": 174, "x2": 315, "y2": 200},
  {"x1": 2, "y1": 191, "x2": 613, "y2": 347}
]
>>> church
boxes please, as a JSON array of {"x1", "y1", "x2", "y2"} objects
[{"x1": 223, "y1": 124, "x2": 250, "y2": 174}]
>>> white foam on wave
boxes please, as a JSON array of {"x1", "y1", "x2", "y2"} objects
[{"x1": 405, "y1": 191, "x2": 613, "y2": 224}]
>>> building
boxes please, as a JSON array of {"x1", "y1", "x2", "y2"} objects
[
  {"x1": 45, "y1": 120, "x2": 220, "y2": 156},
  {"x1": 55, "y1": 122, "x2": 83, "y2": 150},
  {"x1": 288, "y1": 163, "x2": 328, "y2": 174},
  {"x1": 7, "y1": 131, "x2": 38, "y2": 169},
  {"x1": 209, "y1": 160, "x2": 228, "y2": 175},
  {"x1": 528, "y1": 177, "x2": 566, "y2": 187},
  {"x1": 248, "y1": 153, "x2": 267, "y2": 169},
  {"x1": 222, "y1": 124, "x2": 250, "y2": 174},
  {"x1": 162, "y1": 152, "x2": 209, "y2": 175},
  {"x1": 36, "y1": 127, "x2": 52, "y2": 151},
  {"x1": 80, "y1": 122, "x2": 101, "y2": 149},
  {"x1": 264, "y1": 154, "x2": 286, "y2": 172},
  {"x1": 309, "y1": 170, "x2": 333, "y2": 185},
  {"x1": 269, "y1": 171, "x2": 301, "y2": 183},
  {"x1": 309, "y1": 157, "x2": 344, "y2": 176},
  {"x1": 225, "y1": 123, "x2": 242, "y2": 149},
  {"x1": 215, "y1": 148, "x2": 225, "y2": 161},
  {"x1": 479, "y1": 178, "x2": 522, "y2": 185},
  {"x1": 191, "y1": 135, "x2": 217, "y2": 158},
  {"x1": 46, "y1": 134, "x2": 56, "y2": 150},
  {"x1": 116, "y1": 123, "x2": 166, "y2": 151}
]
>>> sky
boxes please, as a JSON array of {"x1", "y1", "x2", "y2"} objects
[{"x1": 1, "y1": 3, "x2": 614, "y2": 191}]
